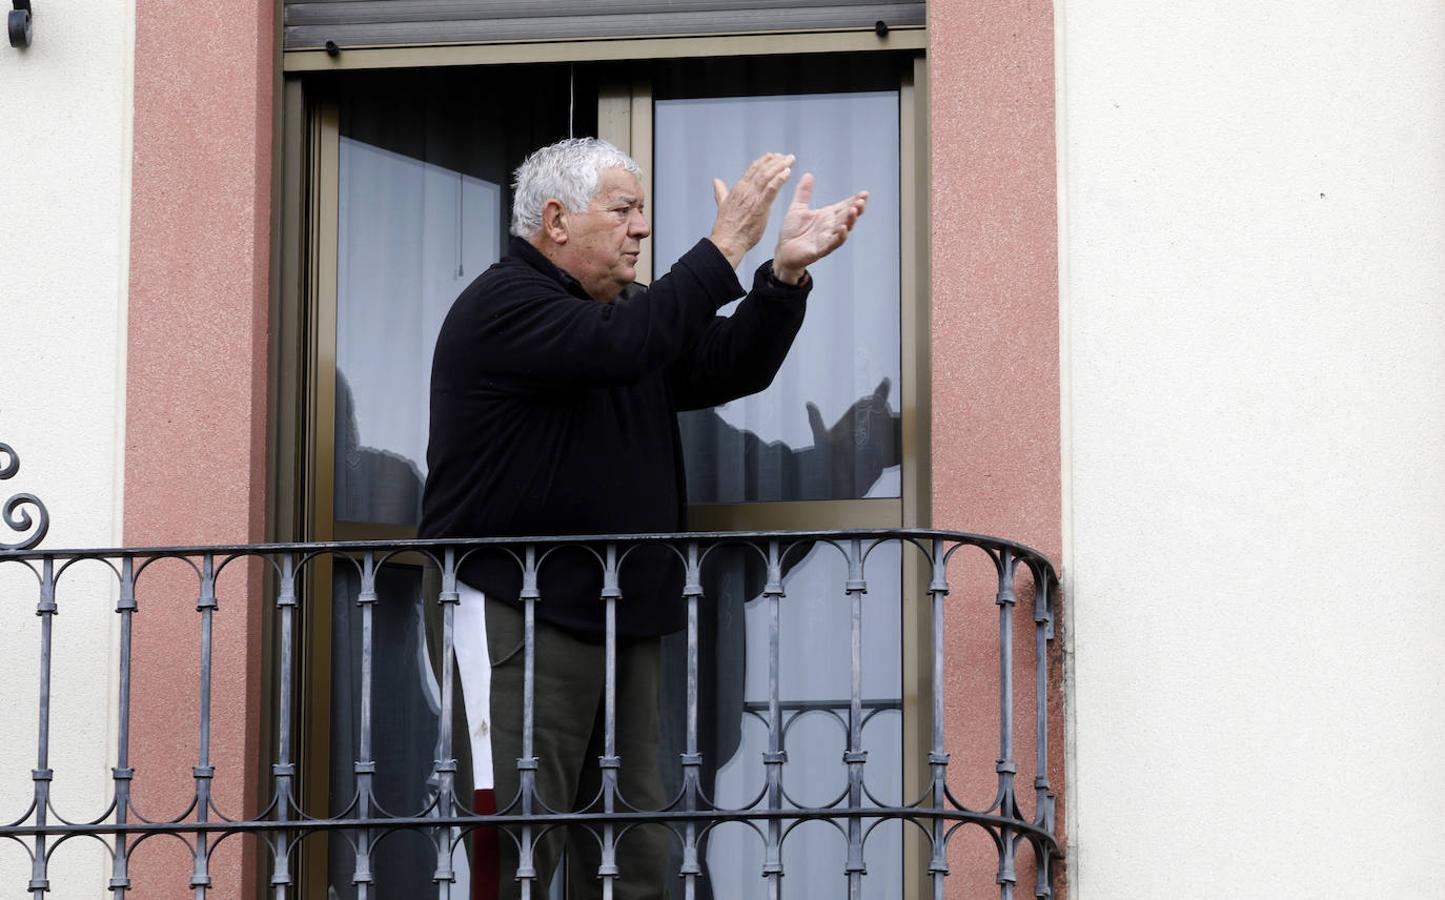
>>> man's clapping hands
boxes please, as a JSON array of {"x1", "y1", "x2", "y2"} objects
[{"x1": 708, "y1": 152, "x2": 868, "y2": 283}]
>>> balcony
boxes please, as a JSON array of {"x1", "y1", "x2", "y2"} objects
[{"x1": 0, "y1": 529, "x2": 1060, "y2": 898}]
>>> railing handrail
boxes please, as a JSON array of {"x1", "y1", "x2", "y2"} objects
[{"x1": 0, "y1": 526, "x2": 1057, "y2": 580}]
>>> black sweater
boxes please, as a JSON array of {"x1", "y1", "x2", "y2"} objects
[{"x1": 419, "y1": 236, "x2": 809, "y2": 636}]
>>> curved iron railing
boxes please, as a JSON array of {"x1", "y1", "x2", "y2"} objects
[{"x1": 0, "y1": 529, "x2": 1060, "y2": 899}]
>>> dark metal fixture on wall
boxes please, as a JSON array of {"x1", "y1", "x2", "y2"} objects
[{"x1": 8, "y1": 0, "x2": 31, "y2": 48}]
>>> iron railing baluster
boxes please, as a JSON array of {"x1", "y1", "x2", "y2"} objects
[
  {"x1": 600, "y1": 543, "x2": 621, "y2": 900},
  {"x1": 995, "y1": 551, "x2": 1018, "y2": 898},
  {"x1": 1032, "y1": 568, "x2": 1053, "y2": 899},
  {"x1": 433, "y1": 549, "x2": 460, "y2": 898},
  {"x1": 761, "y1": 540, "x2": 785, "y2": 900},
  {"x1": 928, "y1": 540, "x2": 950, "y2": 900},
  {"x1": 271, "y1": 554, "x2": 298, "y2": 899},
  {"x1": 353, "y1": 551, "x2": 377, "y2": 897},
  {"x1": 192, "y1": 554, "x2": 217, "y2": 898},
  {"x1": 680, "y1": 542, "x2": 703, "y2": 900},
  {"x1": 29, "y1": 557, "x2": 55, "y2": 894},
  {"x1": 844, "y1": 538, "x2": 868, "y2": 900},
  {"x1": 517, "y1": 544, "x2": 541, "y2": 900},
  {"x1": 111, "y1": 556, "x2": 136, "y2": 897}
]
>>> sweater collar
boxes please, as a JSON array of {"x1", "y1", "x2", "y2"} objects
[{"x1": 508, "y1": 236, "x2": 592, "y2": 301}]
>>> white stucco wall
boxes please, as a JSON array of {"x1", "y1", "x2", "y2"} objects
[
  {"x1": 1059, "y1": 2, "x2": 1445, "y2": 896},
  {"x1": 0, "y1": 0, "x2": 132, "y2": 892}
]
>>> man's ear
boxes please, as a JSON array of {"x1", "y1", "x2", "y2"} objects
[{"x1": 542, "y1": 198, "x2": 569, "y2": 244}]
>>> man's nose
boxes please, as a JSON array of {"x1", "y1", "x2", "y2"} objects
[{"x1": 631, "y1": 208, "x2": 651, "y2": 239}]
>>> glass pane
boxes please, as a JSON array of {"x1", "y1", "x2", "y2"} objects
[
  {"x1": 654, "y1": 88, "x2": 903, "y2": 504},
  {"x1": 333, "y1": 70, "x2": 580, "y2": 526}
]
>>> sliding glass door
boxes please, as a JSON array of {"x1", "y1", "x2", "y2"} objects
[{"x1": 297, "y1": 52, "x2": 929, "y2": 898}]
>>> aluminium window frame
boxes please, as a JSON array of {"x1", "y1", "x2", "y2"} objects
[{"x1": 271, "y1": 37, "x2": 931, "y2": 899}]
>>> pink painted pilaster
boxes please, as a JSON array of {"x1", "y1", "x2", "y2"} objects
[
  {"x1": 927, "y1": 0, "x2": 1064, "y2": 895},
  {"x1": 125, "y1": 0, "x2": 275, "y2": 894}
]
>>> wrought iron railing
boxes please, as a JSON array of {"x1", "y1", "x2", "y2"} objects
[{"x1": 0, "y1": 528, "x2": 1060, "y2": 899}]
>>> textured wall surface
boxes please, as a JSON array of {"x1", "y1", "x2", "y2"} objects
[
  {"x1": 124, "y1": 0, "x2": 275, "y2": 893},
  {"x1": 1059, "y1": 2, "x2": 1445, "y2": 896},
  {"x1": 928, "y1": 0, "x2": 1064, "y2": 895},
  {"x1": 0, "y1": 0, "x2": 134, "y2": 893}
]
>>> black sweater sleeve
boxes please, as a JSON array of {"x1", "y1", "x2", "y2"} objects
[
  {"x1": 471, "y1": 239, "x2": 744, "y2": 389},
  {"x1": 669, "y1": 261, "x2": 811, "y2": 412}
]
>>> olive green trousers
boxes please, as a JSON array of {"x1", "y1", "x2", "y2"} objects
[{"x1": 448, "y1": 588, "x2": 673, "y2": 900}]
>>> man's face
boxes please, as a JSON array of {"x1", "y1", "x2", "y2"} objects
[{"x1": 557, "y1": 167, "x2": 650, "y2": 302}]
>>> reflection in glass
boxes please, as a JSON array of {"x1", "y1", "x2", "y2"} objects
[
  {"x1": 332, "y1": 68, "x2": 579, "y2": 527},
  {"x1": 335, "y1": 140, "x2": 501, "y2": 526},
  {"x1": 654, "y1": 90, "x2": 903, "y2": 504}
]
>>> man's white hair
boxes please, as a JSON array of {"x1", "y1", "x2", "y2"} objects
[{"x1": 510, "y1": 137, "x2": 643, "y2": 238}]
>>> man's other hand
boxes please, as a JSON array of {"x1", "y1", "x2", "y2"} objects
[
  {"x1": 708, "y1": 153, "x2": 795, "y2": 269},
  {"x1": 773, "y1": 174, "x2": 868, "y2": 285}
]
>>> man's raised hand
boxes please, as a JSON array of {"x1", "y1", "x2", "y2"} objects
[
  {"x1": 772, "y1": 174, "x2": 868, "y2": 285},
  {"x1": 708, "y1": 153, "x2": 795, "y2": 270}
]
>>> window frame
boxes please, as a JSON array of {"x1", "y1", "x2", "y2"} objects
[{"x1": 272, "y1": 42, "x2": 932, "y2": 898}]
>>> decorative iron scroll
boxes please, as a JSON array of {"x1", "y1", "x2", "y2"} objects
[{"x1": 0, "y1": 433, "x2": 49, "y2": 551}]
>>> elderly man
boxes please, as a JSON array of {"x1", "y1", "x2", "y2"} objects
[{"x1": 419, "y1": 137, "x2": 865, "y2": 899}]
